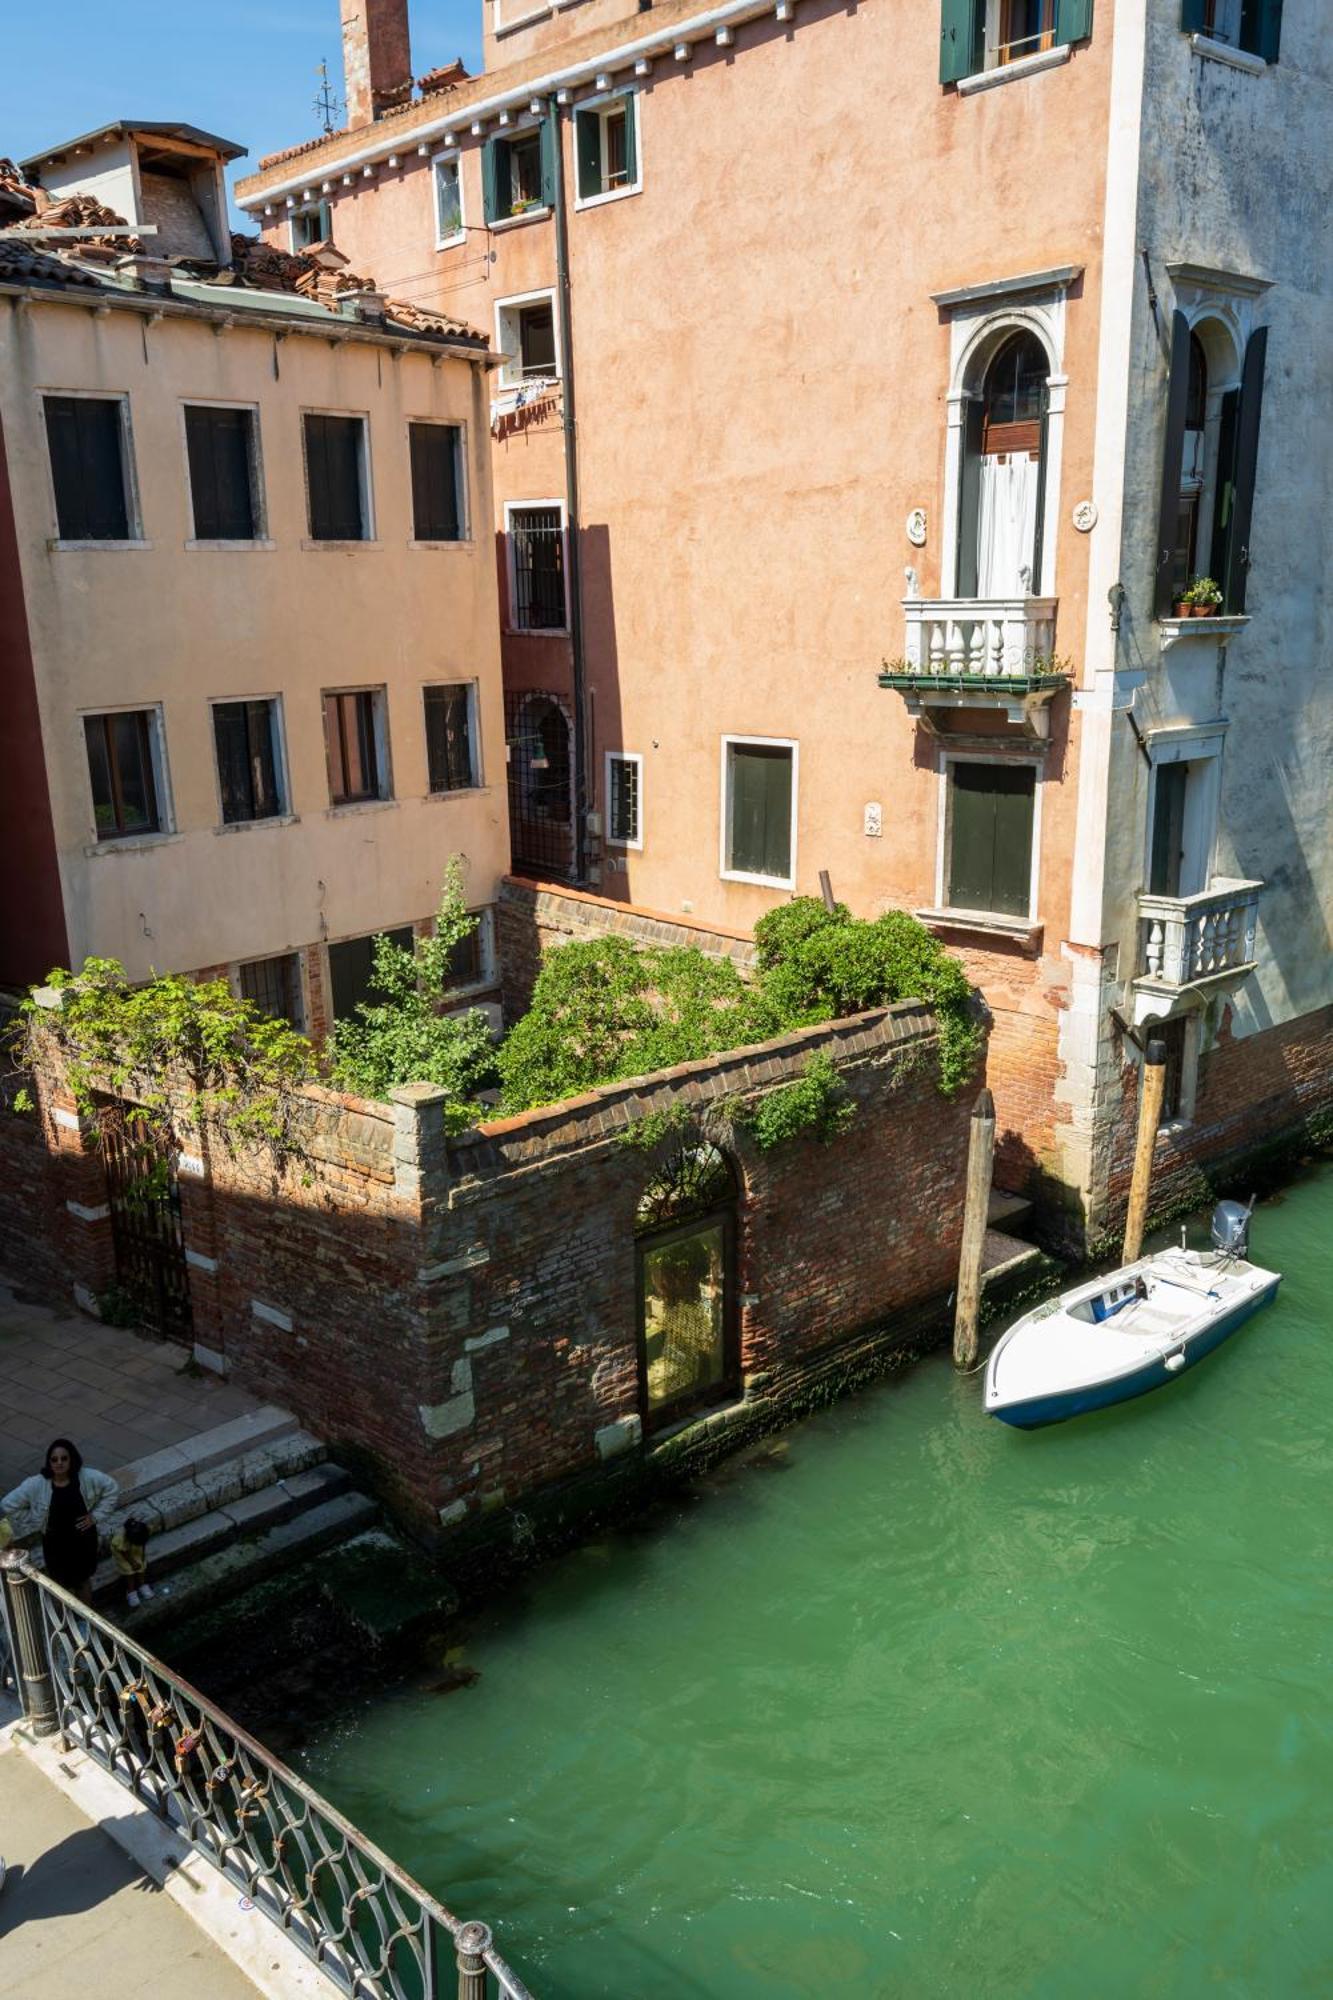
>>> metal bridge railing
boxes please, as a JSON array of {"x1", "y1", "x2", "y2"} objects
[{"x1": 0, "y1": 1552, "x2": 534, "y2": 2000}]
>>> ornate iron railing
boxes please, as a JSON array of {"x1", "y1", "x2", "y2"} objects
[{"x1": 0, "y1": 1553, "x2": 533, "y2": 2000}]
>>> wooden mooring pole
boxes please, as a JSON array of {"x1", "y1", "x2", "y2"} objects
[
  {"x1": 1123, "y1": 1037, "x2": 1167, "y2": 1264},
  {"x1": 953, "y1": 1087, "x2": 996, "y2": 1370}
]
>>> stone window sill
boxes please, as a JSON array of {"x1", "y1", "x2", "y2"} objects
[
  {"x1": 300, "y1": 538, "x2": 382, "y2": 552},
  {"x1": 49, "y1": 538, "x2": 152, "y2": 553},
  {"x1": 408, "y1": 538, "x2": 473, "y2": 552},
  {"x1": 1158, "y1": 613, "x2": 1249, "y2": 651},
  {"x1": 185, "y1": 538, "x2": 277, "y2": 553},
  {"x1": 915, "y1": 907, "x2": 1044, "y2": 951},
  {"x1": 83, "y1": 830, "x2": 182, "y2": 858},
  {"x1": 1190, "y1": 33, "x2": 1268, "y2": 76},
  {"x1": 424, "y1": 784, "x2": 488, "y2": 802},
  {"x1": 325, "y1": 797, "x2": 397, "y2": 818},
  {"x1": 956, "y1": 43, "x2": 1071, "y2": 95},
  {"x1": 488, "y1": 207, "x2": 551, "y2": 233},
  {"x1": 214, "y1": 813, "x2": 299, "y2": 835}
]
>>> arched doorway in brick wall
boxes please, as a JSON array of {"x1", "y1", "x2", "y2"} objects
[{"x1": 634, "y1": 1142, "x2": 738, "y2": 1432}]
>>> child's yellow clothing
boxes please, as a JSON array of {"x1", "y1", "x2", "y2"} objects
[{"x1": 109, "y1": 1530, "x2": 147, "y2": 1582}]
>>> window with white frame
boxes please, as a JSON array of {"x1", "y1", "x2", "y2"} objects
[
  {"x1": 44, "y1": 393, "x2": 138, "y2": 543},
  {"x1": 606, "y1": 751, "x2": 643, "y2": 848},
  {"x1": 939, "y1": 0, "x2": 1092, "y2": 83},
  {"x1": 423, "y1": 682, "x2": 481, "y2": 793},
  {"x1": 482, "y1": 126, "x2": 551, "y2": 223},
  {"x1": 433, "y1": 152, "x2": 464, "y2": 245},
  {"x1": 506, "y1": 504, "x2": 567, "y2": 630},
  {"x1": 575, "y1": 94, "x2": 640, "y2": 204},
  {"x1": 290, "y1": 199, "x2": 332, "y2": 250},
  {"x1": 496, "y1": 294, "x2": 559, "y2": 389},
  {"x1": 722, "y1": 738, "x2": 796, "y2": 888},
  {"x1": 83, "y1": 707, "x2": 169, "y2": 841},
  {"x1": 942, "y1": 758, "x2": 1036, "y2": 919}
]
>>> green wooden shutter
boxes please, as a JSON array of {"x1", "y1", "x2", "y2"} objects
[
  {"x1": 1031, "y1": 382, "x2": 1050, "y2": 594},
  {"x1": 622, "y1": 94, "x2": 638, "y2": 187},
  {"x1": 1054, "y1": 0, "x2": 1093, "y2": 46},
  {"x1": 1224, "y1": 326, "x2": 1267, "y2": 614},
  {"x1": 539, "y1": 115, "x2": 557, "y2": 210},
  {"x1": 1179, "y1": 0, "x2": 1208, "y2": 30},
  {"x1": 939, "y1": 0, "x2": 980, "y2": 83},
  {"x1": 1208, "y1": 388, "x2": 1239, "y2": 599},
  {"x1": 956, "y1": 397, "x2": 984, "y2": 599},
  {"x1": 1154, "y1": 311, "x2": 1192, "y2": 618},
  {"x1": 948, "y1": 764, "x2": 1034, "y2": 917},
  {"x1": 575, "y1": 110, "x2": 601, "y2": 201},
  {"x1": 481, "y1": 137, "x2": 505, "y2": 224},
  {"x1": 1254, "y1": 0, "x2": 1282, "y2": 62}
]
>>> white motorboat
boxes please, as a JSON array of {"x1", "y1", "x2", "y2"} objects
[{"x1": 984, "y1": 1199, "x2": 1281, "y2": 1429}]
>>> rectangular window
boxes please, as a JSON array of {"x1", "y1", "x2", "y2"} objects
[
  {"x1": 213, "y1": 699, "x2": 285, "y2": 824},
  {"x1": 433, "y1": 153, "x2": 463, "y2": 243},
  {"x1": 723, "y1": 739, "x2": 795, "y2": 886},
  {"x1": 640, "y1": 1219, "x2": 732, "y2": 1420},
  {"x1": 290, "y1": 200, "x2": 332, "y2": 250},
  {"x1": 495, "y1": 296, "x2": 560, "y2": 390},
  {"x1": 939, "y1": 0, "x2": 1092, "y2": 82},
  {"x1": 185, "y1": 404, "x2": 260, "y2": 541},
  {"x1": 606, "y1": 751, "x2": 643, "y2": 848},
  {"x1": 409, "y1": 423, "x2": 465, "y2": 542},
  {"x1": 238, "y1": 953, "x2": 305, "y2": 1031},
  {"x1": 445, "y1": 918, "x2": 487, "y2": 990},
  {"x1": 323, "y1": 688, "x2": 390, "y2": 805},
  {"x1": 508, "y1": 505, "x2": 567, "y2": 630},
  {"x1": 44, "y1": 394, "x2": 132, "y2": 541},
  {"x1": 84, "y1": 709, "x2": 163, "y2": 841},
  {"x1": 1157, "y1": 1016, "x2": 1190, "y2": 1124},
  {"x1": 1148, "y1": 762, "x2": 1189, "y2": 899},
  {"x1": 327, "y1": 927, "x2": 414, "y2": 1023},
  {"x1": 304, "y1": 412, "x2": 370, "y2": 541},
  {"x1": 575, "y1": 95, "x2": 640, "y2": 203},
  {"x1": 424, "y1": 683, "x2": 479, "y2": 793},
  {"x1": 482, "y1": 127, "x2": 552, "y2": 222},
  {"x1": 946, "y1": 761, "x2": 1036, "y2": 918},
  {"x1": 1184, "y1": 0, "x2": 1281, "y2": 59}
]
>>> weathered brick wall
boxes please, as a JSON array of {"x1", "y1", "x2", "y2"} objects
[
  {"x1": 1105, "y1": 1000, "x2": 1333, "y2": 1230},
  {"x1": 498, "y1": 875, "x2": 758, "y2": 1022}
]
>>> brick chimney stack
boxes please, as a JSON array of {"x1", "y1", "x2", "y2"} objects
[{"x1": 341, "y1": 0, "x2": 413, "y2": 128}]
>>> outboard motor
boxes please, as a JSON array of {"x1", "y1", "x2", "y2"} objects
[{"x1": 1211, "y1": 1196, "x2": 1255, "y2": 1260}]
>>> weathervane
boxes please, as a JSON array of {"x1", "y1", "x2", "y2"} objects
[{"x1": 314, "y1": 60, "x2": 343, "y2": 135}]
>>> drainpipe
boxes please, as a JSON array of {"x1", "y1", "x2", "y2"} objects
[{"x1": 548, "y1": 95, "x2": 588, "y2": 884}]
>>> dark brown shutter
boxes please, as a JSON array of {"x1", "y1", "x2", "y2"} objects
[
  {"x1": 1154, "y1": 311, "x2": 1192, "y2": 617},
  {"x1": 409, "y1": 424, "x2": 461, "y2": 541},
  {"x1": 186, "y1": 406, "x2": 254, "y2": 540},
  {"x1": 45, "y1": 396, "x2": 128, "y2": 541},
  {"x1": 956, "y1": 397, "x2": 985, "y2": 599},
  {"x1": 1224, "y1": 327, "x2": 1267, "y2": 615},
  {"x1": 305, "y1": 414, "x2": 364, "y2": 540}
]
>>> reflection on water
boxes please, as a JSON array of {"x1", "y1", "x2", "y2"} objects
[{"x1": 302, "y1": 1168, "x2": 1333, "y2": 1998}]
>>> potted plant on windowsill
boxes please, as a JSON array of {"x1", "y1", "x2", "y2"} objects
[
  {"x1": 1180, "y1": 575, "x2": 1224, "y2": 618},
  {"x1": 509, "y1": 196, "x2": 541, "y2": 216}
]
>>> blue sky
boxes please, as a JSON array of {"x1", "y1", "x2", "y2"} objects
[{"x1": 1, "y1": 1, "x2": 483, "y2": 223}]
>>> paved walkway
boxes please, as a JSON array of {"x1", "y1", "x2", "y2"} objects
[
  {"x1": 0, "y1": 1734, "x2": 261, "y2": 1998},
  {"x1": 0, "y1": 1275, "x2": 258, "y2": 1495}
]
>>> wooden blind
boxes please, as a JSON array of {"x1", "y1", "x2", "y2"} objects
[
  {"x1": 44, "y1": 396, "x2": 129, "y2": 541},
  {"x1": 304, "y1": 414, "x2": 366, "y2": 541},
  {"x1": 186, "y1": 405, "x2": 255, "y2": 541},
  {"x1": 947, "y1": 763, "x2": 1035, "y2": 918},
  {"x1": 409, "y1": 423, "x2": 463, "y2": 541}
]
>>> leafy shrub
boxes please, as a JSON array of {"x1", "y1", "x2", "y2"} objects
[
  {"x1": 752, "y1": 897, "x2": 851, "y2": 971},
  {"x1": 327, "y1": 864, "x2": 496, "y2": 1127},
  {"x1": 742, "y1": 1051, "x2": 856, "y2": 1151}
]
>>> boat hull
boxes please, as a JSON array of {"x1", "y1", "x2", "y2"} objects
[{"x1": 990, "y1": 1276, "x2": 1281, "y2": 1430}]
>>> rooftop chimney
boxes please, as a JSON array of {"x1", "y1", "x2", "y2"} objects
[{"x1": 341, "y1": 0, "x2": 413, "y2": 129}]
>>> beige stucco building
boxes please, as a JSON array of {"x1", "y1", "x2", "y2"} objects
[{"x1": 0, "y1": 122, "x2": 509, "y2": 1036}]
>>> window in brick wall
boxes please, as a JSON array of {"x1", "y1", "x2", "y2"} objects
[
  {"x1": 327, "y1": 927, "x2": 415, "y2": 1022},
  {"x1": 634, "y1": 1142, "x2": 738, "y2": 1430},
  {"x1": 237, "y1": 952, "x2": 305, "y2": 1031}
]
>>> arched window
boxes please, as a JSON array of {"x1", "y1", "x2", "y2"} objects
[
  {"x1": 635, "y1": 1141, "x2": 738, "y2": 1426},
  {"x1": 958, "y1": 330, "x2": 1051, "y2": 599}
]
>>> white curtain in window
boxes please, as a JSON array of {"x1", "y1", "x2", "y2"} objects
[{"x1": 976, "y1": 452, "x2": 1040, "y2": 597}]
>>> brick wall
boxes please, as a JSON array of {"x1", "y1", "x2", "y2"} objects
[
  {"x1": 497, "y1": 875, "x2": 758, "y2": 1022},
  {"x1": 1105, "y1": 1000, "x2": 1333, "y2": 1233},
  {"x1": 2, "y1": 1002, "x2": 972, "y2": 1545}
]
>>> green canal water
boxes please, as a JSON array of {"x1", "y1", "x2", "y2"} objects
[{"x1": 302, "y1": 1169, "x2": 1333, "y2": 1997}]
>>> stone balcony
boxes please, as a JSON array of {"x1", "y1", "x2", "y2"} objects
[
  {"x1": 1131, "y1": 878, "x2": 1263, "y2": 1025},
  {"x1": 879, "y1": 595, "x2": 1068, "y2": 737}
]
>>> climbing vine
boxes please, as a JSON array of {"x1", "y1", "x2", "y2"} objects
[{"x1": 737, "y1": 1051, "x2": 856, "y2": 1152}]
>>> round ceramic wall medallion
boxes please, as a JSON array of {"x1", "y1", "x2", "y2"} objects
[
  {"x1": 906, "y1": 508, "x2": 928, "y2": 547},
  {"x1": 1073, "y1": 499, "x2": 1098, "y2": 532}
]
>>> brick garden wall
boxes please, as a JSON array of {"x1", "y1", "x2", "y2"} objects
[
  {"x1": 1, "y1": 1002, "x2": 972, "y2": 1545},
  {"x1": 1105, "y1": 999, "x2": 1333, "y2": 1231}
]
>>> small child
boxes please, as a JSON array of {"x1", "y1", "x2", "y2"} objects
[{"x1": 109, "y1": 1515, "x2": 154, "y2": 1609}]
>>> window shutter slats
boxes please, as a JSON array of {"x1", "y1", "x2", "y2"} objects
[
  {"x1": 1154, "y1": 311, "x2": 1193, "y2": 618},
  {"x1": 482, "y1": 138, "x2": 504, "y2": 224},
  {"x1": 1054, "y1": 0, "x2": 1093, "y2": 44},
  {"x1": 1224, "y1": 326, "x2": 1267, "y2": 615},
  {"x1": 539, "y1": 116, "x2": 557, "y2": 210},
  {"x1": 939, "y1": 0, "x2": 980, "y2": 83}
]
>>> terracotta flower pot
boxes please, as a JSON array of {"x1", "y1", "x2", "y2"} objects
[{"x1": 1173, "y1": 601, "x2": 1193, "y2": 619}]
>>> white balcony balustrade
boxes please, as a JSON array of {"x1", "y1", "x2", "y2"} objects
[
  {"x1": 1136, "y1": 879, "x2": 1263, "y2": 1001},
  {"x1": 900, "y1": 596, "x2": 1060, "y2": 681}
]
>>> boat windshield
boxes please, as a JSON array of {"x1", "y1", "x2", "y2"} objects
[{"x1": 1068, "y1": 1282, "x2": 1140, "y2": 1326}]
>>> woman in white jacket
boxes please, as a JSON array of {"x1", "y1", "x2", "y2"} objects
[{"x1": 1, "y1": 1438, "x2": 118, "y2": 1603}]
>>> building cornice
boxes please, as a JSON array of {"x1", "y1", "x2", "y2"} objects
[
  {"x1": 1164, "y1": 261, "x2": 1273, "y2": 299},
  {"x1": 236, "y1": 0, "x2": 807, "y2": 212},
  {"x1": 932, "y1": 265, "x2": 1084, "y2": 311}
]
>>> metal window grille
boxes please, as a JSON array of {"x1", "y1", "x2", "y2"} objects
[
  {"x1": 608, "y1": 755, "x2": 640, "y2": 844},
  {"x1": 509, "y1": 509, "x2": 565, "y2": 630},
  {"x1": 505, "y1": 690, "x2": 576, "y2": 880},
  {"x1": 238, "y1": 953, "x2": 304, "y2": 1030}
]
